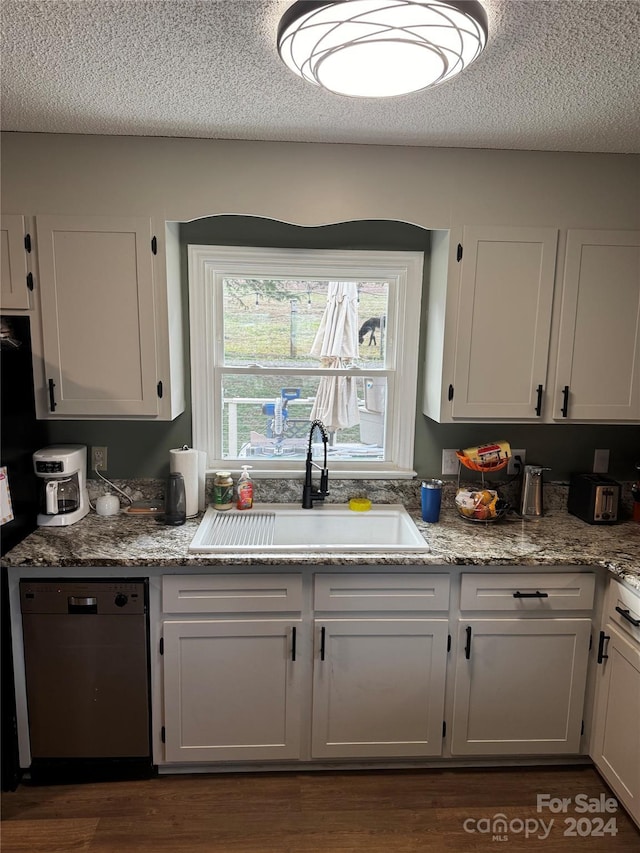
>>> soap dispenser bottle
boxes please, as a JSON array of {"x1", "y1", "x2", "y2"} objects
[{"x1": 236, "y1": 466, "x2": 254, "y2": 510}]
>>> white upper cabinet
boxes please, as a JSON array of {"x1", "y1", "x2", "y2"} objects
[
  {"x1": 424, "y1": 226, "x2": 558, "y2": 422},
  {"x1": 552, "y1": 229, "x2": 640, "y2": 422},
  {"x1": 1, "y1": 214, "x2": 32, "y2": 310},
  {"x1": 34, "y1": 216, "x2": 183, "y2": 420},
  {"x1": 424, "y1": 226, "x2": 640, "y2": 424},
  {"x1": 451, "y1": 226, "x2": 558, "y2": 420}
]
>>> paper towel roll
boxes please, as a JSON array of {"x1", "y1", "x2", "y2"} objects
[{"x1": 169, "y1": 446, "x2": 200, "y2": 518}]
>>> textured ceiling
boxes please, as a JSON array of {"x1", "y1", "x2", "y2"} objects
[{"x1": 1, "y1": 0, "x2": 639, "y2": 153}]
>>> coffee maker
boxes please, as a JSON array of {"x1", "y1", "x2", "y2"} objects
[{"x1": 33, "y1": 445, "x2": 89, "y2": 527}]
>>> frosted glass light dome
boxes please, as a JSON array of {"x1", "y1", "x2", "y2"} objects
[{"x1": 277, "y1": 0, "x2": 489, "y2": 98}]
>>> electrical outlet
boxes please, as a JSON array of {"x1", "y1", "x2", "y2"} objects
[
  {"x1": 441, "y1": 449, "x2": 459, "y2": 476},
  {"x1": 507, "y1": 449, "x2": 526, "y2": 476},
  {"x1": 91, "y1": 446, "x2": 108, "y2": 472},
  {"x1": 593, "y1": 449, "x2": 609, "y2": 474}
]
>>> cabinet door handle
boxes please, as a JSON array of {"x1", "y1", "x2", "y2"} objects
[
  {"x1": 513, "y1": 590, "x2": 549, "y2": 598},
  {"x1": 320, "y1": 626, "x2": 326, "y2": 661},
  {"x1": 48, "y1": 378, "x2": 57, "y2": 412},
  {"x1": 615, "y1": 606, "x2": 640, "y2": 627},
  {"x1": 291, "y1": 626, "x2": 297, "y2": 662},
  {"x1": 535, "y1": 384, "x2": 543, "y2": 416},
  {"x1": 597, "y1": 630, "x2": 610, "y2": 664},
  {"x1": 464, "y1": 626, "x2": 472, "y2": 660},
  {"x1": 561, "y1": 385, "x2": 570, "y2": 418}
]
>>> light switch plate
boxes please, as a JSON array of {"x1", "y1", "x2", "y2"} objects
[
  {"x1": 441, "y1": 449, "x2": 459, "y2": 476},
  {"x1": 593, "y1": 449, "x2": 609, "y2": 473}
]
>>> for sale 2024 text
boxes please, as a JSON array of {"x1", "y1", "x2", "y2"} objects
[
  {"x1": 537, "y1": 793, "x2": 618, "y2": 839},
  {"x1": 462, "y1": 793, "x2": 619, "y2": 841}
]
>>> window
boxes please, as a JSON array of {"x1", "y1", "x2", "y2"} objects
[{"x1": 189, "y1": 246, "x2": 423, "y2": 477}]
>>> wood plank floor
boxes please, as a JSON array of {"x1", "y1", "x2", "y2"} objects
[{"x1": 1, "y1": 766, "x2": 638, "y2": 852}]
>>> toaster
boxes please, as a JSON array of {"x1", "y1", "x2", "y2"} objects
[{"x1": 568, "y1": 473, "x2": 621, "y2": 524}]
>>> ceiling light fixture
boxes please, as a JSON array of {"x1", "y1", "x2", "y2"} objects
[{"x1": 277, "y1": 0, "x2": 488, "y2": 98}]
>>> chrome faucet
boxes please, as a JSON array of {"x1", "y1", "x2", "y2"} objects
[{"x1": 302, "y1": 420, "x2": 330, "y2": 509}]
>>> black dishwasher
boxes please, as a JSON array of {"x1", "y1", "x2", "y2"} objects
[{"x1": 20, "y1": 579, "x2": 153, "y2": 782}]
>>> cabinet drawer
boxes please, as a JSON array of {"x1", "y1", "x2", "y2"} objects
[
  {"x1": 162, "y1": 574, "x2": 302, "y2": 614},
  {"x1": 460, "y1": 572, "x2": 595, "y2": 612},
  {"x1": 607, "y1": 580, "x2": 640, "y2": 644},
  {"x1": 314, "y1": 573, "x2": 450, "y2": 612}
]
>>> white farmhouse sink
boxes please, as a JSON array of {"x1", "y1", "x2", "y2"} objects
[{"x1": 189, "y1": 503, "x2": 428, "y2": 553}]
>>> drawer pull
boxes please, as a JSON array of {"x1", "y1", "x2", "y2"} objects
[
  {"x1": 513, "y1": 590, "x2": 549, "y2": 599},
  {"x1": 597, "y1": 630, "x2": 610, "y2": 664},
  {"x1": 615, "y1": 606, "x2": 640, "y2": 627},
  {"x1": 464, "y1": 625, "x2": 472, "y2": 660},
  {"x1": 320, "y1": 626, "x2": 326, "y2": 661},
  {"x1": 291, "y1": 626, "x2": 297, "y2": 662}
]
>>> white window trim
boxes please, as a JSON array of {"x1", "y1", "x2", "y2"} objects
[{"x1": 188, "y1": 245, "x2": 424, "y2": 479}]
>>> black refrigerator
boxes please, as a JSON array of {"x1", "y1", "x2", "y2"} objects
[{"x1": 1, "y1": 315, "x2": 45, "y2": 790}]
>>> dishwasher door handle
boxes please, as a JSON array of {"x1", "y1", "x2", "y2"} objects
[{"x1": 68, "y1": 596, "x2": 98, "y2": 613}]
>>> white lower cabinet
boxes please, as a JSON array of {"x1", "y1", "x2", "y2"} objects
[
  {"x1": 161, "y1": 573, "x2": 304, "y2": 763},
  {"x1": 162, "y1": 619, "x2": 303, "y2": 762},
  {"x1": 451, "y1": 618, "x2": 591, "y2": 755},
  {"x1": 310, "y1": 572, "x2": 450, "y2": 760},
  {"x1": 311, "y1": 618, "x2": 448, "y2": 759},
  {"x1": 451, "y1": 571, "x2": 595, "y2": 756},
  {"x1": 591, "y1": 580, "x2": 640, "y2": 827},
  {"x1": 159, "y1": 568, "x2": 599, "y2": 768}
]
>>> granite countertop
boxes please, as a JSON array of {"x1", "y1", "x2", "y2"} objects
[{"x1": 3, "y1": 502, "x2": 639, "y2": 592}]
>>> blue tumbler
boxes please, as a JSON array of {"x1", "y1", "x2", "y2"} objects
[{"x1": 421, "y1": 479, "x2": 444, "y2": 522}]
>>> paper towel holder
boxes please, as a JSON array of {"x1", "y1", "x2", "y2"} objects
[{"x1": 169, "y1": 444, "x2": 201, "y2": 519}]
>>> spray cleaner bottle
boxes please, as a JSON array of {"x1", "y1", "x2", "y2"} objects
[{"x1": 236, "y1": 465, "x2": 254, "y2": 510}]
